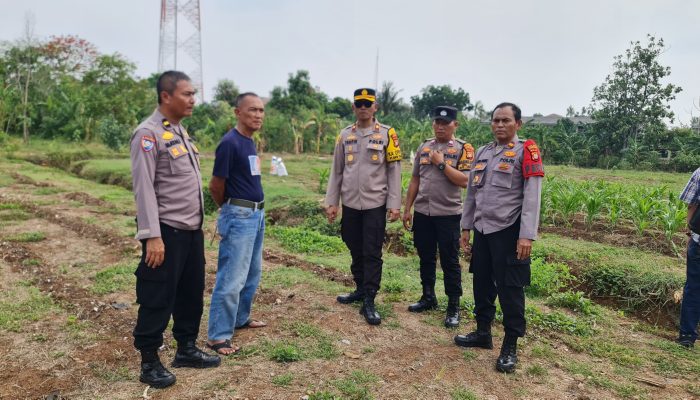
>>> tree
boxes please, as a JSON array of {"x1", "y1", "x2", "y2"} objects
[
  {"x1": 566, "y1": 105, "x2": 576, "y2": 117},
  {"x1": 589, "y1": 35, "x2": 682, "y2": 155},
  {"x1": 268, "y1": 70, "x2": 324, "y2": 114},
  {"x1": 325, "y1": 96, "x2": 352, "y2": 119},
  {"x1": 212, "y1": 79, "x2": 239, "y2": 107},
  {"x1": 377, "y1": 81, "x2": 408, "y2": 116},
  {"x1": 410, "y1": 85, "x2": 472, "y2": 119}
]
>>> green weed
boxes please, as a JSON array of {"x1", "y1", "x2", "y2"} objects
[
  {"x1": 526, "y1": 258, "x2": 574, "y2": 297},
  {"x1": 271, "y1": 373, "x2": 294, "y2": 387},
  {"x1": 268, "y1": 226, "x2": 345, "y2": 254},
  {"x1": 0, "y1": 287, "x2": 55, "y2": 332},
  {"x1": 450, "y1": 386, "x2": 479, "y2": 400},
  {"x1": 526, "y1": 306, "x2": 594, "y2": 336},
  {"x1": 92, "y1": 264, "x2": 135, "y2": 295},
  {"x1": 5, "y1": 231, "x2": 46, "y2": 242},
  {"x1": 546, "y1": 291, "x2": 599, "y2": 315},
  {"x1": 332, "y1": 370, "x2": 378, "y2": 400},
  {"x1": 462, "y1": 350, "x2": 477, "y2": 361},
  {"x1": 526, "y1": 364, "x2": 548, "y2": 377},
  {"x1": 268, "y1": 341, "x2": 304, "y2": 362}
]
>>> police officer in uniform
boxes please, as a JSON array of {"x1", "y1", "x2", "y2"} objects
[
  {"x1": 130, "y1": 71, "x2": 220, "y2": 388},
  {"x1": 402, "y1": 106, "x2": 473, "y2": 328},
  {"x1": 454, "y1": 102, "x2": 543, "y2": 373},
  {"x1": 325, "y1": 88, "x2": 402, "y2": 326}
]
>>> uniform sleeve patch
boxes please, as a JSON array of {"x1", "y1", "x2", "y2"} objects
[
  {"x1": 385, "y1": 127, "x2": 402, "y2": 162},
  {"x1": 522, "y1": 139, "x2": 544, "y2": 179},
  {"x1": 141, "y1": 136, "x2": 155, "y2": 152},
  {"x1": 457, "y1": 143, "x2": 475, "y2": 171}
]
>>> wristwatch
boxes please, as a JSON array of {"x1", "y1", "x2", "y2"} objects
[{"x1": 438, "y1": 162, "x2": 446, "y2": 171}]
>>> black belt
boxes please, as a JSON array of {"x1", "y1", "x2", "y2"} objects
[{"x1": 225, "y1": 198, "x2": 264, "y2": 210}]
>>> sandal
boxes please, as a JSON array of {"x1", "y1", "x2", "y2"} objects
[
  {"x1": 205, "y1": 339, "x2": 241, "y2": 355},
  {"x1": 237, "y1": 319, "x2": 267, "y2": 329}
]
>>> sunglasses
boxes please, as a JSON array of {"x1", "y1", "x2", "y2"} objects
[{"x1": 354, "y1": 100, "x2": 374, "y2": 108}]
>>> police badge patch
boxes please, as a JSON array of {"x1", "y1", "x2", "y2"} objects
[{"x1": 141, "y1": 136, "x2": 155, "y2": 152}]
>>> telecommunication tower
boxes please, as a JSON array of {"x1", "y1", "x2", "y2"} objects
[{"x1": 158, "y1": 0, "x2": 204, "y2": 101}]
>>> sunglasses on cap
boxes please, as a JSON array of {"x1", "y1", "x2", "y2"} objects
[{"x1": 354, "y1": 100, "x2": 374, "y2": 108}]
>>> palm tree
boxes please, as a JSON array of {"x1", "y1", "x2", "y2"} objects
[{"x1": 377, "y1": 81, "x2": 405, "y2": 117}]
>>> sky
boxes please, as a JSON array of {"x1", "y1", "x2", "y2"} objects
[{"x1": 1, "y1": 0, "x2": 699, "y2": 125}]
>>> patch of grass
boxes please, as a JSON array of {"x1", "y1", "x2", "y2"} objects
[
  {"x1": 92, "y1": 264, "x2": 135, "y2": 295},
  {"x1": 686, "y1": 384, "x2": 700, "y2": 396},
  {"x1": 450, "y1": 386, "x2": 479, "y2": 400},
  {"x1": 362, "y1": 347, "x2": 375, "y2": 354},
  {"x1": 271, "y1": 373, "x2": 294, "y2": 387},
  {"x1": 382, "y1": 281, "x2": 405, "y2": 293},
  {"x1": 0, "y1": 203, "x2": 22, "y2": 210},
  {"x1": 462, "y1": 350, "x2": 477, "y2": 361},
  {"x1": 308, "y1": 391, "x2": 339, "y2": 400},
  {"x1": 268, "y1": 226, "x2": 345, "y2": 254},
  {"x1": 526, "y1": 364, "x2": 548, "y2": 377},
  {"x1": 21, "y1": 258, "x2": 42, "y2": 267},
  {"x1": 530, "y1": 343, "x2": 554, "y2": 358},
  {"x1": 332, "y1": 369, "x2": 378, "y2": 400},
  {"x1": 374, "y1": 302, "x2": 396, "y2": 319},
  {"x1": 283, "y1": 321, "x2": 340, "y2": 360},
  {"x1": 0, "y1": 286, "x2": 56, "y2": 332},
  {"x1": 34, "y1": 187, "x2": 65, "y2": 195},
  {"x1": 5, "y1": 231, "x2": 46, "y2": 242},
  {"x1": 201, "y1": 379, "x2": 230, "y2": 391},
  {"x1": 91, "y1": 363, "x2": 134, "y2": 382},
  {"x1": 546, "y1": 291, "x2": 600, "y2": 315},
  {"x1": 526, "y1": 305, "x2": 594, "y2": 336},
  {"x1": 66, "y1": 314, "x2": 94, "y2": 341},
  {"x1": 267, "y1": 340, "x2": 304, "y2": 362},
  {"x1": 262, "y1": 266, "x2": 347, "y2": 294}
]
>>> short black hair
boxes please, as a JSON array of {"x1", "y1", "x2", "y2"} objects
[
  {"x1": 156, "y1": 70, "x2": 191, "y2": 104},
  {"x1": 235, "y1": 92, "x2": 259, "y2": 107},
  {"x1": 491, "y1": 102, "x2": 522, "y2": 121}
]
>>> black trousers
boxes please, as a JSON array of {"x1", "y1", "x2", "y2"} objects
[
  {"x1": 341, "y1": 205, "x2": 386, "y2": 293},
  {"x1": 413, "y1": 212, "x2": 462, "y2": 298},
  {"x1": 133, "y1": 223, "x2": 205, "y2": 352},
  {"x1": 470, "y1": 219, "x2": 530, "y2": 337}
]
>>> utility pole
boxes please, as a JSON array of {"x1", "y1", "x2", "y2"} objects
[{"x1": 158, "y1": 0, "x2": 204, "y2": 102}]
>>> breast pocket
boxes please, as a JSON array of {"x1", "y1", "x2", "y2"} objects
[
  {"x1": 492, "y1": 166, "x2": 514, "y2": 188},
  {"x1": 471, "y1": 163, "x2": 487, "y2": 187},
  {"x1": 168, "y1": 145, "x2": 192, "y2": 174},
  {"x1": 367, "y1": 143, "x2": 385, "y2": 164}
]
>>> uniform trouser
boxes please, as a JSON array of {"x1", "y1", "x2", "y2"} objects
[
  {"x1": 470, "y1": 219, "x2": 530, "y2": 338},
  {"x1": 341, "y1": 205, "x2": 386, "y2": 293},
  {"x1": 680, "y1": 238, "x2": 700, "y2": 340},
  {"x1": 133, "y1": 223, "x2": 205, "y2": 352},
  {"x1": 413, "y1": 211, "x2": 462, "y2": 298}
]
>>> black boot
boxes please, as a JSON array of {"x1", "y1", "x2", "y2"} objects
[
  {"x1": 444, "y1": 297, "x2": 460, "y2": 328},
  {"x1": 171, "y1": 341, "x2": 221, "y2": 369},
  {"x1": 408, "y1": 286, "x2": 438, "y2": 312},
  {"x1": 496, "y1": 336, "x2": 518, "y2": 373},
  {"x1": 453, "y1": 321, "x2": 493, "y2": 349},
  {"x1": 337, "y1": 288, "x2": 365, "y2": 304},
  {"x1": 140, "y1": 352, "x2": 176, "y2": 388},
  {"x1": 359, "y1": 291, "x2": 381, "y2": 325},
  {"x1": 676, "y1": 334, "x2": 695, "y2": 348}
]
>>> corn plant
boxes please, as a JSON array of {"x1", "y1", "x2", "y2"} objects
[
  {"x1": 584, "y1": 189, "x2": 606, "y2": 229},
  {"x1": 550, "y1": 183, "x2": 585, "y2": 227},
  {"x1": 605, "y1": 194, "x2": 624, "y2": 231},
  {"x1": 628, "y1": 189, "x2": 659, "y2": 236}
]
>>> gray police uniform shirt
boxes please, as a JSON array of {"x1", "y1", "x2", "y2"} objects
[
  {"x1": 412, "y1": 138, "x2": 471, "y2": 216},
  {"x1": 130, "y1": 108, "x2": 204, "y2": 240},
  {"x1": 324, "y1": 120, "x2": 402, "y2": 210},
  {"x1": 460, "y1": 135, "x2": 542, "y2": 240}
]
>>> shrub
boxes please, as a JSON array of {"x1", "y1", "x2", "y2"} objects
[
  {"x1": 526, "y1": 258, "x2": 575, "y2": 297},
  {"x1": 98, "y1": 115, "x2": 130, "y2": 151},
  {"x1": 268, "y1": 226, "x2": 345, "y2": 254}
]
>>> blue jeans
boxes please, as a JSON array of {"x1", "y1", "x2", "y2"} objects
[
  {"x1": 207, "y1": 204, "x2": 265, "y2": 341},
  {"x1": 680, "y1": 238, "x2": 700, "y2": 341}
]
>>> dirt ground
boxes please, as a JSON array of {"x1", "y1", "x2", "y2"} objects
[{"x1": 1, "y1": 172, "x2": 698, "y2": 400}]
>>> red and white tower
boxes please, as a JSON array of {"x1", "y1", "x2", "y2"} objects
[{"x1": 158, "y1": 0, "x2": 204, "y2": 102}]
